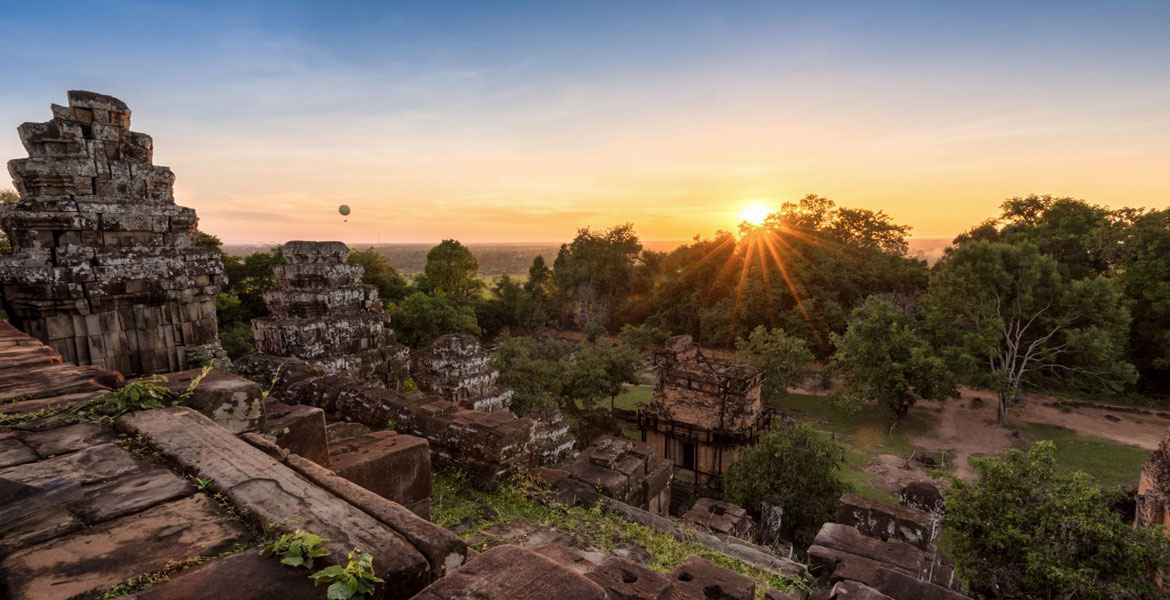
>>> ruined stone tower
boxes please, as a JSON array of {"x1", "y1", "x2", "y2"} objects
[
  {"x1": 1136, "y1": 427, "x2": 1170, "y2": 530},
  {"x1": 251, "y1": 240, "x2": 410, "y2": 385},
  {"x1": 415, "y1": 333, "x2": 514, "y2": 413},
  {"x1": 0, "y1": 91, "x2": 225, "y2": 375},
  {"x1": 638, "y1": 335, "x2": 770, "y2": 509}
]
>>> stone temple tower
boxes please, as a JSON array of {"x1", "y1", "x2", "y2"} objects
[{"x1": 0, "y1": 91, "x2": 226, "y2": 375}]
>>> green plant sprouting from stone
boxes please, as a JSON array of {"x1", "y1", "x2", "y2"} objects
[
  {"x1": 260, "y1": 529, "x2": 330, "y2": 570},
  {"x1": 309, "y1": 548, "x2": 384, "y2": 600}
]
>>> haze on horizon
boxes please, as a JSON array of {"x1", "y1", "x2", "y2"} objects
[{"x1": 1, "y1": 1, "x2": 1168, "y2": 246}]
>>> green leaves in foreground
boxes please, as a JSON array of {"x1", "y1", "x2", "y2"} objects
[
  {"x1": 309, "y1": 548, "x2": 383, "y2": 600},
  {"x1": 260, "y1": 530, "x2": 329, "y2": 570}
]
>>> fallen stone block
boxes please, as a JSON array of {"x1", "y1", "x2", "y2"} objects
[
  {"x1": 117, "y1": 407, "x2": 431, "y2": 599},
  {"x1": 667, "y1": 556, "x2": 756, "y2": 600},
  {"x1": 0, "y1": 442, "x2": 138, "y2": 486},
  {"x1": 287, "y1": 453, "x2": 467, "y2": 578},
  {"x1": 811, "y1": 523, "x2": 925, "y2": 574},
  {"x1": 125, "y1": 546, "x2": 322, "y2": 599},
  {"x1": 828, "y1": 580, "x2": 894, "y2": 600},
  {"x1": 412, "y1": 544, "x2": 607, "y2": 600},
  {"x1": 0, "y1": 494, "x2": 250, "y2": 600},
  {"x1": 329, "y1": 430, "x2": 431, "y2": 516},
  {"x1": 0, "y1": 438, "x2": 37, "y2": 468},
  {"x1": 69, "y1": 467, "x2": 194, "y2": 524},
  {"x1": 21, "y1": 422, "x2": 113, "y2": 457},
  {"x1": 262, "y1": 399, "x2": 328, "y2": 465},
  {"x1": 586, "y1": 555, "x2": 672, "y2": 600},
  {"x1": 682, "y1": 497, "x2": 754, "y2": 539},
  {"x1": 871, "y1": 567, "x2": 968, "y2": 600},
  {"x1": 159, "y1": 369, "x2": 264, "y2": 434},
  {"x1": 834, "y1": 493, "x2": 934, "y2": 550},
  {"x1": 327, "y1": 420, "x2": 372, "y2": 442},
  {"x1": 533, "y1": 543, "x2": 597, "y2": 574}
]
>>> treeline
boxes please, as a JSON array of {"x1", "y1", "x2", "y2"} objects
[{"x1": 204, "y1": 192, "x2": 1169, "y2": 409}]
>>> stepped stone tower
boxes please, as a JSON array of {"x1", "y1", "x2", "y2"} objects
[
  {"x1": 251, "y1": 240, "x2": 409, "y2": 385},
  {"x1": 415, "y1": 333, "x2": 514, "y2": 413},
  {"x1": 0, "y1": 91, "x2": 225, "y2": 375}
]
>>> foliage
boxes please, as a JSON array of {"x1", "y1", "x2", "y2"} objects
[
  {"x1": 420, "y1": 239, "x2": 482, "y2": 306},
  {"x1": 553, "y1": 223, "x2": 644, "y2": 328},
  {"x1": 215, "y1": 245, "x2": 285, "y2": 358},
  {"x1": 0, "y1": 188, "x2": 17, "y2": 257},
  {"x1": 349, "y1": 247, "x2": 410, "y2": 304},
  {"x1": 734, "y1": 326, "x2": 814, "y2": 402},
  {"x1": 261, "y1": 530, "x2": 330, "y2": 570},
  {"x1": 309, "y1": 548, "x2": 384, "y2": 600},
  {"x1": 491, "y1": 334, "x2": 570, "y2": 415},
  {"x1": 617, "y1": 323, "x2": 669, "y2": 352},
  {"x1": 194, "y1": 229, "x2": 223, "y2": 252},
  {"x1": 723, "y1": 424, "x2": 849, "y2": 548},
  {"x1": 476, "y1": 274, "x2": 542, "y2": 338},
  {"x1": 947, "y1": 441, "x2": 1170, "y2": 599},
  {"x1": 390, "y1": 291, "x2": 480, "y2": 349},
  {"x1": 562, "y1": 339, "x2": 641, "y2": 412},
  {"x1": 830, "y1": 296, "x2": 956, "y2": 428},
  {"x1": 922, "y1": 241, "x2": 1135, "y2": 423}
]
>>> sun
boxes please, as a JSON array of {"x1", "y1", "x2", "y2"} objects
[{"x1": 739, "y1": 204, "x2": 772, "y2": 226}]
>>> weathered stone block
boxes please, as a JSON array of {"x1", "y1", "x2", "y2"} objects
[
  {"x1": 21, "y1": 422, "x2": 113, "y2": 457},
  {"x1": 586, "y1": 556, "x2": 672, "y2": 600},
  {"x1": 262, "y1": 399, "x2": 329, "y2": 466},
  {"x1": 0, "y1": 443, "x2": 139, "y2": 486},
  {"x1": 667, "y1": 555, "x2": 756, "y2": 600},
  {"x1": 412, "y1": 544, "x2": 607, "y2": 600},
  {"x1": 329, "y1": 430, "x2": 432, "y2": 516},
  {"x1": 159, "y1": 369, "x2": 265, "y2": 433},
  {"x1": 69, "y1": 467, "x2": 194, "y2": 524},
  {"x1": 125, "y1": 547, "x2": 322, "y2": 599}
]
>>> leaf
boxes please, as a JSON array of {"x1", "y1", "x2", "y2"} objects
[
  {"x1": 326, "y1": 581, "x2": 352, "y2": 600},
  {"x1": 280, "y1": 555, "x2": 303, "y2": 567}
]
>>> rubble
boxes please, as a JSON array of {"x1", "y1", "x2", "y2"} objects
[
  {"x1": 550, "y1": 435, "x2": 673, "y2": 517},
  {"x1": 0, "y1": 91, "x2": 226, "y2": 376},
  {"x1": 681, "y1": 497, "x2": 755, "y2": 539}
]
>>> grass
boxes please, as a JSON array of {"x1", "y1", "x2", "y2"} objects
[
  {"x1": 1011, "y1": 422, "x2": 1150, "y2": 488},
  {"x1": 430, "y1": 469, "x2": 806, "y2": 599},
  {"x1": 613, "y1": 385, "x2": 652, "y2": 411}
]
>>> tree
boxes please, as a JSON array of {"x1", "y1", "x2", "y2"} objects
[
  {"x1": 421, "y1": 239, "x2": 482, "y2": 306},
  {"x1": 476, "y1": 275, "x2": 541, "y2": 338},
  {"x1": 349, "y1": 247, "x2": 410, "y2": 304},
  {"x1": 830, "y1": 296, "x2": 956, "y2": 431},
  {"x1": 563, "y1": 339, "x2": 640, "y2": 413},
  {"x1": 734, "y1": 326, "x2": 814, "y2": 402},
  {"x1": 617, "y1": 323, "x2": 669, "y2": 353},
  {"x1": 195, "y1": 229, "x2": 223, "y2": 252},
  {"x1": 0, "y1": 188, "x2": 19, "y2": 256},
  {"x1": 723, "y1": 424, "x2": 849, "y2": 548},
  {"x1": 922, "y1": 241, "x2": 1135, "y2": 424},
  {"x1": 390, "y1": 291, "x2": 480, "y2": 349},
  {"x1": 553, "y1": 223, "x2": 643, "y2": 328},
  {"x1": 948, "y1": 441, "x2": 1170, "y2": 599},
  {"x1": 491, "y1": 334, "x2": 570, "y2": 415}
]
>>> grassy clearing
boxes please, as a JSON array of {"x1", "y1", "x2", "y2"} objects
[
  {"x1": 1012, "y1": 422, "x2": 1150, "y2": 488},
  {"x1": 614, "y1": 385, "x2": 652, "y2": 411},
  {"x1": 431, "y1": 469, "x2": 806, "y2": 598}
]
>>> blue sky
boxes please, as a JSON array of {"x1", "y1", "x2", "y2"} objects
[{"x1": 1, "y1": 1, "x2": 1168, "y2": 244}]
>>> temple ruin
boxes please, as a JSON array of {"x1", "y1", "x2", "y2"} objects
[
  {"x1": 1136, "y1": 426, "x2": 1170, "y2": 529},
  {"x1": 415, "y1": 333, "x2": 513, "y2": 412},
  {"x1": 251, "y1": 241, "x2": 410, "y2": 385},
  {"x1": 638, "y1": 335, "x2": 771, "y2": 507},
  {"x1": 0, "y1": 91, "x2": 225, "y2": 376}
]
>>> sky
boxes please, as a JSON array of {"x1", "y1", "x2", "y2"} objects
[{"x1": 1, "y1": 1, "x2": 1168, "y2": 245}]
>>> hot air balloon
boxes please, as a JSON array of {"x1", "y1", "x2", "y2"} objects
[{"x1": 338, "y1": 204, "x2": 350, "y2": 222}]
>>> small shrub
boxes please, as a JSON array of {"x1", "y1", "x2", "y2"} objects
[
  {"x1": 310, "y1": 548, "x2": 383, "y2": 599},
  {"x1": 261, "y1": 530, "x2": 330, "y2": 570}
]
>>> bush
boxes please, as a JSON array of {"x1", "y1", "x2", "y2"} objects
[{"x1": 723, "y1": 424, "x2": 848, "y2": 548}]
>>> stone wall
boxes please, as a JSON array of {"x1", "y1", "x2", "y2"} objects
[
  {"x1": 250, "y1": 241, "x2": 409, "y2": 386},
  {"x1": 1136, "y1": 426, "x2": 1170, "y2": 529},
  {"x1": 540, "y1": 436, "x2": 673, "y2": 517},
  {"x1": 415, "y1": 333, "x2": 514, "y2": 413},
  {"x1": 0, "y1": 91, "x2": 225, "y2": 376}
]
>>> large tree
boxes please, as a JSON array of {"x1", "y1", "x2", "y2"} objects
[
  {"x1": 948, "y1": 441, "x2": 1170, "y2": 599},
  {"x1": 831, "y1": 296, "x2": 956, "y2": 431},
  {"x1": 421, "y1": 239, "x2": 482, "y2": 306},
  {"x1": 723, "y1": 424, "x2": 849, "y2": 548},
  {"x1": 349, "y1": 247, "x2": 410, "y2": 304},
  {"x1": 0, "y1": 188, "x2": 18, "y2": 256},
  {"x1": 922, "y1": 241, "x2": 1134, "y2": 424},
  {"x1": 552, "y1": 223, "x2": 643, "y2": 328},
  {"x1": 734, "y1": 325, "x2": 814, "y2": 403},
  {"x1": 391, "y1": 291, "x2": 480, "y2": 349}
]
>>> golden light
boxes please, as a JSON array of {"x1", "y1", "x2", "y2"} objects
[{"x1": 739, "y1": 204, "x2": 772, "y2": 226}]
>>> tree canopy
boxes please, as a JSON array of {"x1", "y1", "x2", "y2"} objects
[
  {"x1": 948, "y1": 441, "x2": 1170, "y2": 599},
  {"x1": 723, "y1": 424, "x2": 849, "y2": 549},
  {"x1": 922, "y1": 241, "x2": 1134, "y2": 423},
  {"x1": 831, "y1": 295, "x2": 956, "y2": 430},
  {"x1": 421, "y1": 239, "x2": 482, "y2": 306},
  {"x1": 734, "y1": 325, "x2": 814, "y2": 402}
]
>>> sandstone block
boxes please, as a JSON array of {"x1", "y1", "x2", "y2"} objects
[
  {"x1": 329, "y1": 430, "x2": 432, "y2": 515},
  {"x1": 411, "y1": 544, "x2": 607, "y2": 600},
  {"x1": 586, "y1": 556, "x2": 672, "y2": 600},
  {"x1": 262, "y1": 399, "x2": 329, "y2": 466},
  {"x1": 667, "y1": 555, "x2": 756, "y2": 600},
  {"x1": 160, "y1": 369, "x2": 264, "y2": 433},
  {"x1": 125, "y1": 547, "x2": 321, "y2": 599}
]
